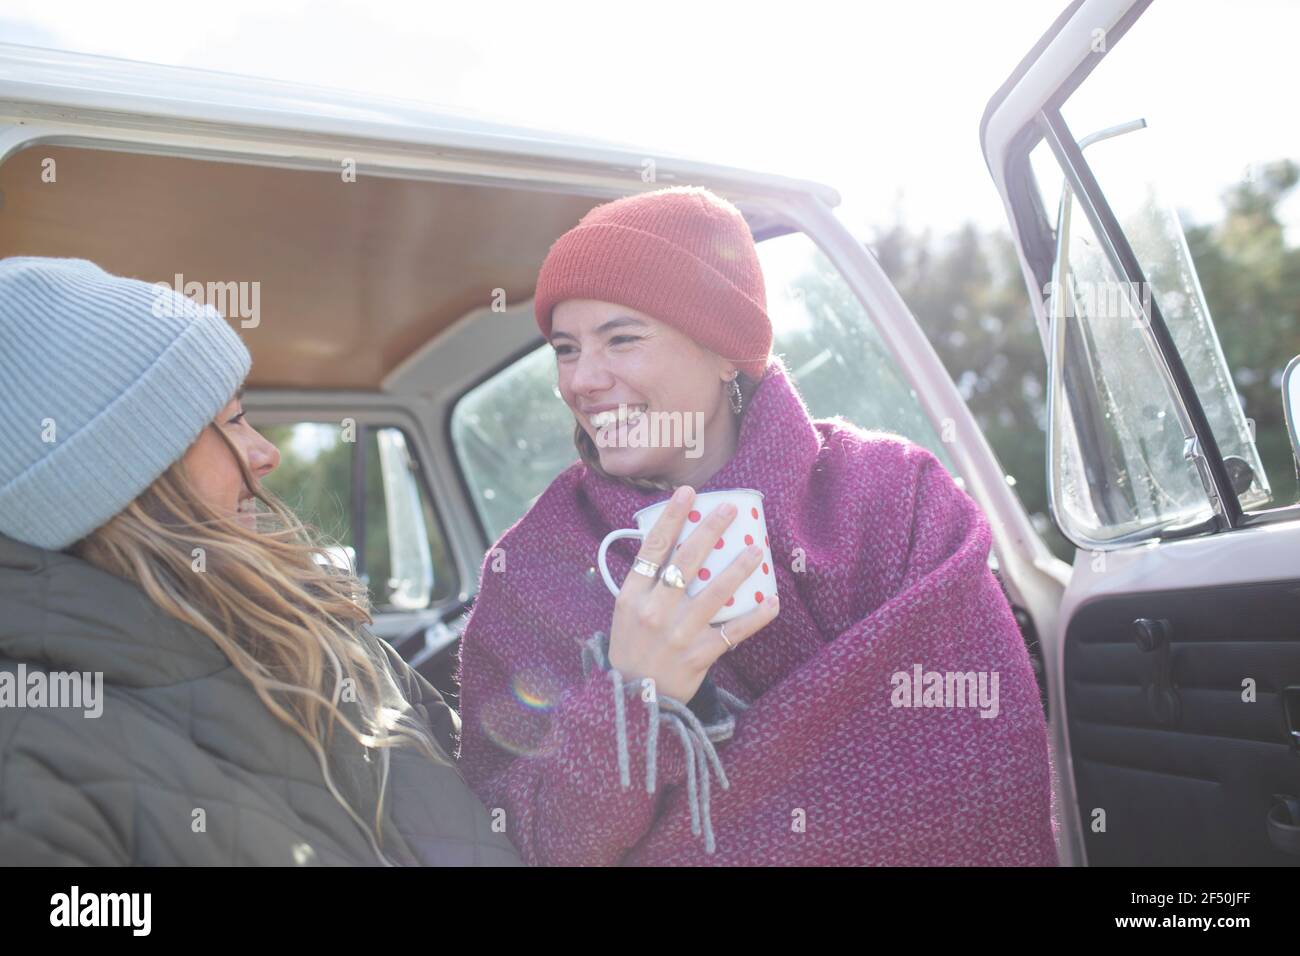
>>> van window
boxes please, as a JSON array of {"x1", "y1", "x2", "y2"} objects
[
  {"x1": 1032, "y1": 0, "x2": 1299, "y2": 538},
  {"x1": 451, "y1": 231, "x2": 955, "y2": 543},
  {"x1": 258, "y1": 422, "x2": 456, "y2": 610},
  {"x1": 1041, "y1": 180, "x2": 1216, "y2": 543}
]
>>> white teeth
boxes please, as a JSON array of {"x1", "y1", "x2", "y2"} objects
[{"x1": 589, "y1": 405, "x2": 647, "y2": 429}]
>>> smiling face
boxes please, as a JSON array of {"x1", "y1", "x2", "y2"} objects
[
  {"x1": 550, "y1": 299, "x2": 740, "y2": 486},
  {"x1": 179, "y1": 388, "x2": 281, "y2": 529}
]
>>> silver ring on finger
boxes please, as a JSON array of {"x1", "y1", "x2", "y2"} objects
[
  {"x1": 631, "y1": 557, "x2": 660, "y2": 578},
  {"x1": 659, "y1": 563, "x2": 687, "y2": 590},
  {"x1": 718, "y1": 623, "x2": 735, "y2": 651}
]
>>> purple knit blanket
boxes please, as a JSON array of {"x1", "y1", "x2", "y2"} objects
[{"x1": 455, "y1": 358, "x2": 1058, "y2": 865}]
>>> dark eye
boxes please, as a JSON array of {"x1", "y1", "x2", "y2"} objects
[
  {"x1": 552, "y1": 344, "x2": 575, "y2": 357},
  {"x1": 610, "y1": 335, "x2": 641, "y2": 346},
  {"x1": 228, "y1": 411, "x2": 247, "y2": 426}
]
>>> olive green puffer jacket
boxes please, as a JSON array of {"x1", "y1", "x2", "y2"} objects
[{"x1": 0, "y1": 534, "x2": 521, "y2": 866}]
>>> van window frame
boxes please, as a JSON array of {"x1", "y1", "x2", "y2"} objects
[
  {"x1": 442, "y1": 337, "x2": 547, "y2": 548},
  {"x1": 995, "y1": 2, "x2": 1300, "y2": 541},
  {"x1": 248, "y1": 402, "x2": 461, "y2": 611}
]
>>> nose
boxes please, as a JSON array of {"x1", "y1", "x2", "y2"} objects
[
  {"x1": 568, "y1": 345, "x2": 615, "y2": 397},
  {"x1": 249, "y1": 430, "x2": 281, "y2": 479}
]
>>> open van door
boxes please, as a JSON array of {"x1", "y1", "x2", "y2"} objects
[{"x1": 983, "y1": 0, "x2": 1300, "y2": 865}]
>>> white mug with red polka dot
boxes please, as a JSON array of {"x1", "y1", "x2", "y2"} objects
[{"x1": 597, "y1": 488, "x2": 776, "y2": 625}]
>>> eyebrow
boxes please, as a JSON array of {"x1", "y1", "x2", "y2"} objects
[
  {"x1": 235, "y1": 386, "x2": 246, "y2": 403},
  {"x1": 550, "y1": 316, "x2": 648, "y2": 343}
]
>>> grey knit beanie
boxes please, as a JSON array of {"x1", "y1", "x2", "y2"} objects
[{"x1": 0, "y1": 257, "x2": 252, "y2": 550}]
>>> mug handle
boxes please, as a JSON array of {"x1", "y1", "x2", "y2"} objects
[{"x1": 597, "y1": 528, "x2": 646, "y2": 596}]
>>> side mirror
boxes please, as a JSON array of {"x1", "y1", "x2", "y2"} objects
[{"x1": 1284, "y1": 355, "x2": 1300, "y2": 464}]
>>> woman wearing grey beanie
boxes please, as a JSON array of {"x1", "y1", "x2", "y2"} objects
[{"x1": 0, "y1": 257, "x2": 521, "y2": 866}]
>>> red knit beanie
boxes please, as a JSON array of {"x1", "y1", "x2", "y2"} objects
[{"x1": 533, "y1": 185, "x2": 772, "y2": 379}]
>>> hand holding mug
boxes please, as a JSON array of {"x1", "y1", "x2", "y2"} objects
[{"x1": 605, "y1": 485, "x2": 780, "y2": 703}]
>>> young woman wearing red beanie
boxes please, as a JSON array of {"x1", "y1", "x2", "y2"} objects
[{"x1": 454, "y1": 185, "x2": 1058, "y2": 865}]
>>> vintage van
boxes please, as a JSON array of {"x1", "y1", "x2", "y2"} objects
[{"x1": 1, "y1": 0, "x2": 1297, "y2": 866}]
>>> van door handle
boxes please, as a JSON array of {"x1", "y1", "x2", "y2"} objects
[
  {"x1": 1133, "y1": 617, "x2": 1170, "y2": 651},
  {"x1": 1134, "y1": 618, "x2": 1179, "y2": 725},
  {"x1": 1282, "y1": 686, "x2": 1300, "y2": 755},
  {"x1": 1267, "y1": 794, "x2": 1300, "y2": 856}
]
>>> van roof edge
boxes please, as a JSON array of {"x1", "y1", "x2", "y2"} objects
[{"x1": 0, "y1": 42, "x2": 842, "y2": 208}]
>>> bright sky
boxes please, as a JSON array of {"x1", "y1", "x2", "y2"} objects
[{"x1": 1, "y1": 0, "x2": 1296, "y2": 241}]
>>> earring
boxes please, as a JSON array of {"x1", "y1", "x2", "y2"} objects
[{"x1": 726, "y1": 374, "x2": 744, "y2": 415}]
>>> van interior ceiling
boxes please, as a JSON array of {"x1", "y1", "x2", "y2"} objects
[{"x1": 0, "y1": 145, "x2": 603, "y2": 389}]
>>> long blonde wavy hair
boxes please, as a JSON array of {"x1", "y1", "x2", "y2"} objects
[{"x1": 70, "y1": 423, "x2": 444, "y2": 866}]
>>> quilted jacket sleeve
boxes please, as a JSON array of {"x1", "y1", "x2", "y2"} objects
[
  {"x1": 0, "y1": 711, "x2": 130, "y2": 866},
  {"x1": 374, "y1": 633, "x2": 460, "y2": 761}
]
